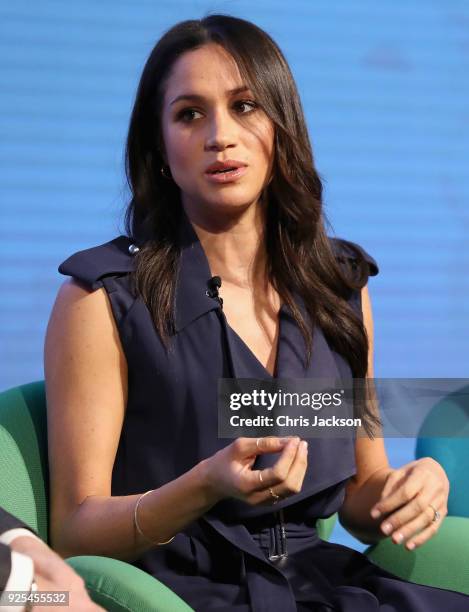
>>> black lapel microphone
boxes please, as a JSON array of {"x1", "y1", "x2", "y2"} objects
[{"x1": 206, "y1": 276, "x2": 223, "y2": 309}]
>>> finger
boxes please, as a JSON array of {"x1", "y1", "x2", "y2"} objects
[
  {"x1": 274, "y1": 439, "x2": 308, "y2": 498},
  {"x1": 403, "y1": 507, "x2": 444, "y2": 550},
  {"x1": 370, "y1": 471, "x2": 405, "y2": 518},
  {"x1": 379, "y1": 469, "x2": 406, "y2": 500},
  {"x1": 257, "y1": 439, "x2": 308, "y2": 504},
  {"x1": 377, "y1": 490, "x2": 433, "y2": 536},
  {"x1": 245, "y1": 442, "x2": 307, "y2": 507},
  {"x1": 389, "y1": 495, "x2": 446, "y2": 546},
  {"x1": 252, "y1": 437, "x2": 300, "y2": 489},
  {"x1": 239, "y1": 436, "x2": 293, "y2": 457},
  {"x1": 372, "y1": 474, "x2": 422, "y2": 518}
]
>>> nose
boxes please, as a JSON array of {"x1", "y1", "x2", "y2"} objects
[{"x1": 204, "y1": 108, "x2": 237, "y2": 151}]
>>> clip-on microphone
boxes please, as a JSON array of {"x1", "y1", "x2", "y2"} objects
[{"x1": 206, "y1": 275, "x2": 223, "y2": 309}]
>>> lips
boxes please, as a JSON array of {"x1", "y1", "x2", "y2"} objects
[
  {"x1": 205, "y1": 159, "x2": 247, "y2": 174},
  {"x1": 204, "y1": 162, "x2": 248, "y2": 184}
]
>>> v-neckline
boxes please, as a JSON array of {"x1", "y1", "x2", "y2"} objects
[{"x1": 221, "y1": 310, "x2": 283, "y2": 379}]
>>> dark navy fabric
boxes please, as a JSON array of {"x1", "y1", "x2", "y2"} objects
[{"x1": 58, "y1": 212, "x2": 469, "y2": 611}]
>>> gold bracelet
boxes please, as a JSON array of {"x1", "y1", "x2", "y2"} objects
[{"x1": 133, "y1": 489, "x2": 176, "y2": 546}]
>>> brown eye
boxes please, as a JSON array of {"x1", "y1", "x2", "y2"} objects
[
  {"x1": 176, "y1": 108, "x2": 203, "y2": 122},
  {"x1": 234, "y1": 100, "x2": 257, "y2": 114}
]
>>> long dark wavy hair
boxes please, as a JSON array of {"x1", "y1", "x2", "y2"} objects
[{"x1": 124, "y1": 14, "x2": 381, "y2": 437}]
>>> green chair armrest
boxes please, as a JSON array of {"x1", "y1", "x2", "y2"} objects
[
  {"x1": 364, "y1": 516, "x2": 469, "y2": 595},
  {"x1": 67, "y1": 555, "x2": 194, "y2": 612},
  {"x1": 316, "y1": 513, "x2": 337, "y2": 541}
]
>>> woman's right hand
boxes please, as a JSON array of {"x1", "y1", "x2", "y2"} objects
[{"x1": 201, "y1": 436, "x2": 308, "y2": 506}]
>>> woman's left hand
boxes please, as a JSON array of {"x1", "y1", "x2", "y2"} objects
[{"x1": 370, "y1": 457, "x2": 449, "y2": 551}]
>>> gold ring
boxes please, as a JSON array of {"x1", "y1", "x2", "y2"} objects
[
  {"x1": 258, "y1": 471, "x2": 263, "y2": 483},
  {"x1": 269, "y1": 487, "x2": 281, "y2": 505},
  {"x1": 429, "y1": 503, "x2": 440, "y2": 523},
  {"x1": 256, "y1": 438, "x2": 261, "y2": 449}
]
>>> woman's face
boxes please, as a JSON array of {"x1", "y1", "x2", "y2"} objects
[{"x1": 160, "y1": 43, "x2": 275, "y2": 220}]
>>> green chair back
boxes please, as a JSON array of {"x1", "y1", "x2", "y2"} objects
[
  {"x1": 0, "y1": 381, "x2": 49, "y2": 541},
  {"x1": 415, "y1": 385, "x2": 469, "y2": 517}
]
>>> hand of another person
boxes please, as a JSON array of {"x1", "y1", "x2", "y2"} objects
[
  {"x1": 370, "y1": 457, "x2": 449, "y2": 550},
  {"x1": 9, "y1": 535, "x2": 104, "y2": 611},
  {"x1": 202, "y1": 436, "x2": 308, "y2": 506}
]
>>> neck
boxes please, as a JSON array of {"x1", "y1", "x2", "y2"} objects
[{"x1": 182, "y1": 200, "x2": 268, "y2": 290}]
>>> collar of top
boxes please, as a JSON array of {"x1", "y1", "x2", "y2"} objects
[
  {"x1": 173, "y1": 209, "x2": 223, "y2": 333},
  {"x1": 172, "y1": 208, "x2": 307, "y2": 334}
]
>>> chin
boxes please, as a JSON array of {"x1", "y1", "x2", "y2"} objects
[
  {"x1": 206, "y1": 188, "x2": 263, "y2": 207},
  {"x1": 209, "y1": 198, "x2": 258, "y2": 215},
  {"x1": 181, "y1": 186, "x2": 263, "y2": 218}
]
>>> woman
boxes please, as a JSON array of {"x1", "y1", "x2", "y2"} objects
[{"x1": 45, "y1": 15, "x2": 469, "y2": 611}]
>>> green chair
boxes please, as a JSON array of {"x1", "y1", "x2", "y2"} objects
[
  {"x1": 4, "y1": 381, "x2": 466, "y2": 607},
  {"x1": 362, "y1": 388, "x2": 469, "y2": 595},
  {"x1": 0, "y1": 381, "x2": 192, "y2": 611}
]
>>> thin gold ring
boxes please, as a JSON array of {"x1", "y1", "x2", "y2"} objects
[
  {"x1": 256, "y1": 438, "x2": 261, "y2": 449},
  {"x1": 269, "y1": 487, "x2": 281, "y2": 505},
  {"x1": 258, "y1": 471, "x2": 263, "y2": 483},
  {"x1": 428, "y1": 503, "x2": 440, "y2": 523}
]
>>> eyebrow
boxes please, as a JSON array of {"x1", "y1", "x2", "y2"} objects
[{"x1": 169, "y1": 86, "x2": 251, "y2": 106}]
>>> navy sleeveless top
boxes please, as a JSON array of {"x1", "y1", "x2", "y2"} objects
[
  {"x1": 57, "y1": 218, "x2": 469, "y2": 611},
  {"x1": 58, "y1": 210, "x2": 380, "y2": 607}
]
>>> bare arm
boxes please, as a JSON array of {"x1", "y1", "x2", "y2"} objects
[
  {"x1": 45, "y1": 279, "x2": 221, "y2": 561},
  {"x1": 45, "y1": 280, "x2": 306, "y2": 560},
  {"x1": 338, "y1": 285, "x2": 393, "y2": 545},
  {"x1": 339, "y1": 286, "x2": 452, "y2": 550}
]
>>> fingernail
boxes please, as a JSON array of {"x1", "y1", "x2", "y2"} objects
[
  {"x1": 279, "y1": 438, "x2": 290, "y2": 445},
  {"x1": 301, "y1": 440, "x2": 308, "y2": 451},
  {"x1": 407, "y1": 542, "x2": 415, "y2": 550},
  {"x1": 371, "y1": 508, "x2": 381, "y2": 519},
  {"x1": 382, "y1": 522, "x2": 392, "y2": 534},
  {"x1": 394, "y1": 532, "x2": 404, "y2": 544}
]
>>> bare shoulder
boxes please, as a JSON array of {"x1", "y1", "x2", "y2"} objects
[
  {"x1": 50, "y1": 277, "x2": 112, "y2": 318},
  {"x1": 47, "y1": 276, "x2": 121, "y2": 341},
  {"x1": 45, "y1": 276, "x2": 127, "y2": 396},
  {"x1": 45, "y1": 278, "x2": 127, "y2": 517},
  {"x1": 46, "y1": 278, "x2": 125, "y2": 378}
]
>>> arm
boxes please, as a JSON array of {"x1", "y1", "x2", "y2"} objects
[
  {"x1": 45, "y1": 279, "x2": 220, "y2": 561},
  {"x1": 45, "y1": 280, "x2": 307, "y2": 561},
  {"x1": 338, "y1": 285, "x2": 394, "y2": 545},
  {"x1": 339, "y1": 286, "x2": 451, "y2": 550}
]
